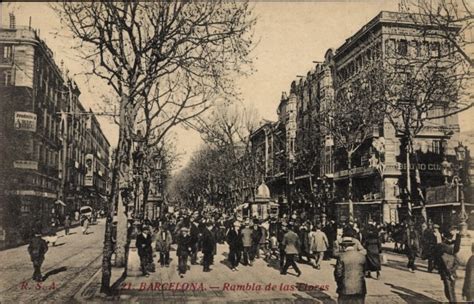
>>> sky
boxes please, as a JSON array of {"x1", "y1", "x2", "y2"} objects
[{"x1": 2, "y1": 1, "x2": 473, "y2": 171}]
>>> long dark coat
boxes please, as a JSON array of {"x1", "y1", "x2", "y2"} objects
[
  {"x1": 334, "y1": 249, "x2": 367, "y2": 296},
  {"x1": 226, "y1": 228, "x2": 243, "y2": 250},
  {"x1": 176, "y1": 234, "x2": 192, "y2": 257},
  {"x1": 363, "y1": 230, "x2": 381, "y2": 271},
  {"x1": 28, "y1": 236, "x2": 48, "y2": 261},
  {"x1": 201, "y1": 228, "x2": 216, "y2": 255},
  {"x1": 136, "y1": 233, "x2": 152, "y2": 257}
]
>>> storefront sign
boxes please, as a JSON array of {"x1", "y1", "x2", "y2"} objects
[
  {"x1": 85, "y1": 154, "x2": 94, "y2": 186},
  {"x1": 426, "y1": 185, "x2": 457, "y2": 205},
  {"x1": 13, "y1": 160, "x2": 38, "y2": 170},
  {"x1": 14, "y1": 112, "x2": 37, "y2": 132}
]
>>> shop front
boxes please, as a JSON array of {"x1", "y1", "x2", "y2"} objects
[{"x1": 335, "y1": 200, "x2": 383, "y2": 225}]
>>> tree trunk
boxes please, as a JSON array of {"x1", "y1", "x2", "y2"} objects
[
  {"x1": 406, "y1": 136, "x2": 412, "y2": 220},
  {"x1": 100, "y1": 137, "x2": 121, "y2": 294},
  {"x1": 112, "y1": 100, "x2": 134, "y2": 268},
  {"x1": 348, "y1": 151, "x2": 354, "y2": 221}
]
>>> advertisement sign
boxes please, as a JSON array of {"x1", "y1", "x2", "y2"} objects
[
  {"x1": 14, "y1": 112, "x2": 37, "y2": 132},
  {"x1": 84, "y1": 154, "x2": 94, "y2": 186},
  {"x1": 13, "y1": 160, "x2": 38, "y2": 170}
]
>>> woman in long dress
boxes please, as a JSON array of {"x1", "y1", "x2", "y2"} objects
[{"x1": 363, "y1": 224, "x2": 381, "y2": 279}]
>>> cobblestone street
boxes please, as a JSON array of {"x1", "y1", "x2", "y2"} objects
[{"x1": 0, "y1": 221, "x2": 105, "y2": 304}]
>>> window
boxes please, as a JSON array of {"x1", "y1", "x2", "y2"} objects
[
  {"x1": 397, "y1": 40, "x2": 408, "y2": 56},
  {"x1": 3, "y1": 46, "x2": 12, "y2": 59},
  {"x1": 431, "y1": 42, "x2": 441, "y2": 58},
  {"x1": 421, "y1": 41, "x2": 430, "y2": 57},
  {"x1": 385, "y1": 39, "x2": 396, "y2": 56},
  {"x1": 432, "y1": 140, "x2": 441, "y2": 154},
  {"x1": 4, "y1": 70, "x2": 12, "y2": 86}
]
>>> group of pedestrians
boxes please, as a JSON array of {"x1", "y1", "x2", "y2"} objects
[{"x1": 134, "y1": 213, "x2": 219, "y2": 278}]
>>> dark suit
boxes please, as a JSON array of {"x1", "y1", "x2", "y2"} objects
[
  {"x1": 190, "y1": 223, "x2": 200, "y2": 264},
  {"x1": 136, "y1": 233, "x2": 152, "y2": 275},
  {"x1": 226, "y1": 228, "x2": 243, "y2": 268},
  {"x1": 335, "y1": 248, "x2": 367, "y2": 304},
  {"x1": 201, "y1": 228, "x2": 216, "y2": 271},
  {"x1": 28, "y1": 236, "x2": 48, "y2": 281},
  {"x1": 435, "y1": 234, "x2": 461, "y2": 303},
  {"x1": 176, "y1": 234, "x2": 192, "y2": 274}
]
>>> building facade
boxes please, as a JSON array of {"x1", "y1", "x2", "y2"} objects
[
  {"x1": 250, "y1": 11, "x2": 468, "y2": 226},
  {"x1": 0, "y1": 18, "x2": 111, "y2": 249}
]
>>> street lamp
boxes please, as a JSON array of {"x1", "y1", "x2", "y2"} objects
[{"x1": 441, "y1": 144, "x2": 469, "y2": 237}]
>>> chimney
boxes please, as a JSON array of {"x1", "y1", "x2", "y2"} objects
[{"x1": 9, "y1": 13, "x2": 15, "y2": 29}]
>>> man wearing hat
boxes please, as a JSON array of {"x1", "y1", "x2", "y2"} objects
[
  {"x1": 281, "y1": 223, "x2": 302, "y2": 277},
  {"x1": 226, "y1": 221, "x2": 243, "y2": 271},
  {"x1": 241, "y1": 222, "x2": 253, "y2": 266},
  {"x1": 176, "y1": 227, "x2": 192, "y2": 278},
  {"x1": 136, "y1": 226, "x2": 153, "y2": 277},
  {"x1": 201, "y1": 221, "x2": 216, "y2": 272},
  {"x1": 334, "y1": 237, "x2": 367, "y2": 304},
  {"x1": 28, "y1": 230, "x2": 48, "y2": 282},
  {"x1": 189, "y1": 216, "x2": 200, "y2": 265},
  {"x1": 434, "y1": 225, "x2": 461, "y2": 303},
  {"x1": 421, "y1": 223, "x2": 438, "y2": 273},
  {"x1": 277, "y1": 221, "x2": 288, "y2": 270}
]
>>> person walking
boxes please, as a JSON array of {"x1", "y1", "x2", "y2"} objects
[
  {"x1": 405, "y1": 224, "x2": 420, "y2": 273},
  {"x1": 278, "y1": 221, "x2": 288, "y2": 270},
  {"x1": 323, "y1": 220, "x2": 337, "y2": 260},
  {"x1": 201, "y1": 221, "x2": 216, "y2": 272},
  {"x1": 226, "y1": 221, "x2": 243, "y2": 271},
  {"x1": 363, "y1": 222, "x2": 381, "y2": 279},
  {"x1": 63, "y1": 215, "x2": 71, "y2": 236},
  {"x1": 334, "y1": 238, "x2": 367, "y2": 304},
  {"x1": 241, "y1": 222, "x2": 253, "y2": 266},
  {"x1": 434, "y1": 226, "x2": 461, "y2": 303},
  {"x1": 309, "y1": 223, "x2": 328, "y2": 270},
  {"x1": 28, "y1": 231, "x2": 48, "y2": 282},
  {"x1": 155, "y1": 225, "x2": 173, "y2": 267},
  {"x1": 281, "y1": 224, "x2": 301, "y2": 277},
  {"x1": 251, "y1": 219, "x2": 262, "y2": 261},
  {"x1": 421, "y1": 223, "x2": 438, "y2": 273},
  {"x1": 82, "y1": 216, "x2": 90, "y2": 235},
  {"x1": 136, "y1": 226, "x2": 152, "y2": 277},
  {"x1": 298, "y1": 223, "x2": 312, "y2": 264},
  {"x1": 257, "y1": 220, "x2": 268, "y2": 259},
  {"x1": 190, "y1": 217, "x2": 200, "y2": 265},
  {"x1": 176, "y1": 227, "x2": 192, "y2": 278}
]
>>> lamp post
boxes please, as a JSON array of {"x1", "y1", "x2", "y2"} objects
[{"x1": 441, "y1": 143, "x2": 471, "y2": 266}]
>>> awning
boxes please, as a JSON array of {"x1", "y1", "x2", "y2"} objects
[
  {"x1": 55, "y1": 200, "x2": 66, "y2": 206},
  {"x1": 335, "y1": 200, "x2": 382, "y2": 205},
  {"x1": 414, "y1": 202, "x2": 459, "y2": 209}
]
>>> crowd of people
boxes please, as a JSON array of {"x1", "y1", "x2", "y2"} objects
[{"x1": 128, "y1": 208, "x2": 473, "y2": 303}]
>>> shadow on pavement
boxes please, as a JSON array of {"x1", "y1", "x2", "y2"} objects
[
  {"x1": 43, "y1": 266, "x2": 67, "y2": 280},
  {"x1": 51, "y1": 243, "x2": 66, "y2": 247},
  {"x1": 385, "y1": 259, "x2": 431, "y2": 274},
  {"x1": 385, "y1": 283, "x2": 442, "y2": 303},
  {"x1": 295, "y1": 282, "x2": 336, "y2": 304}
]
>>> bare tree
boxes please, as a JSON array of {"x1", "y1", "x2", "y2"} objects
[
  {"x1": 403, "y1": 0, "x2": 473, "y2": 67},
  {"x1": 53, "y1": 1, "x2": 255, "y2": 294},
  {"x1": 190, "y1": 102, "x2": 262, "y2": 205}
]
